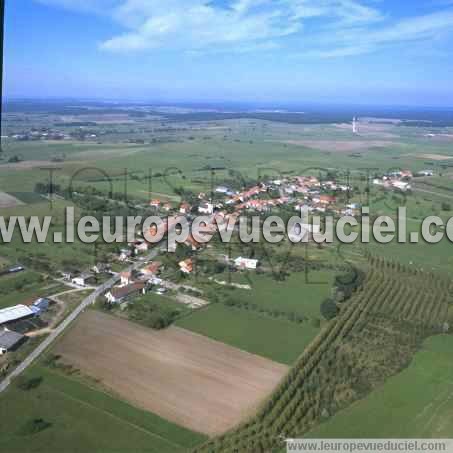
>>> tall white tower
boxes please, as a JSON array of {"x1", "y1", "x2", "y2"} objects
[{"x1": 352, "y1": 117, "x2": 358, "y2": 134}]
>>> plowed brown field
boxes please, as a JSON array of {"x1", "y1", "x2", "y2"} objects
[{"x1": 55, "y1": 310, "x2": 288, "y2": 436}]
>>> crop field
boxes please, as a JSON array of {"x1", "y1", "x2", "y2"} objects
[
  {"x1": 0, "y1": 365, "x2": 205, "y2": 453},
  {"x1": 308, "y1": 334, "x2": 453, "y2": 438},
  {"x1": 54, "y1": 310, "x2": 289, "y2": 436},
  {"x1": 3, "y1": 120, "x2": 453, "y2": 200}
]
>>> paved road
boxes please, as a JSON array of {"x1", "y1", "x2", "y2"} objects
[{"x1": 0, "y1": 248, "x2": 161, "y2": 394}]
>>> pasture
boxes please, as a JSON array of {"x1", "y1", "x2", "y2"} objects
[
  {"x1": 229, "y1": 271, "x2": 334, "y2": 320},
  {"x1": 53, "y1": 310, "x2": 289, "y2": 436},
  {"x1": 0, "y1": 365, "x2": 205, "y2": 452},
  {"x1": 176, "y1": 303, "x2": 318, "y2": 365}
]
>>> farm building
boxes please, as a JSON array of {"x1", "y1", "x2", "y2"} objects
[
  {"x1": 105, "y1": 282, "x2": 146, "y2": 305},
  {"x1": 0, "y1": 330, "x2": 26, "y2": 355},
  {"x1": 234, "y1": 257, "x2": 258, "y2": 270},
  {"x1": 72, "y1": 273, "x2": 94, "y2": 287},
  {"x1": 31, "y1": 298, "x2": 50, "y2": 315},
  {"x1": 0, "y1": 305, "x2": 35, "y2": 327}
]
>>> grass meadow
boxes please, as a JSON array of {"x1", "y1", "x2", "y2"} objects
[
  {"x1": 176, "y1": 303, "x2": 318, "y2": 365},
  {"x1": 0, "y1": 365, "x2": 206, "y2": 453}
]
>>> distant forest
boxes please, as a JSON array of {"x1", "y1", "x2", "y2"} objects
[{"x1": 4, "y1": 99, "x2": 453, "y2": 126}]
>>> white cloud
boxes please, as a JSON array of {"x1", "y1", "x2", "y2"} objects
[
  {"x1": 303, "y1": 8, "x2": 453, "y2": 58},
  {"x1": 100, "y1": 0, "x2": 301, "y2": 53},
  {"x1": 34, "y1": 0, "x2": 453, "y2": 59}
]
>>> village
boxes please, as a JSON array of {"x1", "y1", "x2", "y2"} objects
[{"x1": 0, "y1": 166, "x2": 431, "y2": 360}]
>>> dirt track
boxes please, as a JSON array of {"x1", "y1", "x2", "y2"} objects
[{"x1": 54, "y1": 310, "x2": 288, "y2": 436}]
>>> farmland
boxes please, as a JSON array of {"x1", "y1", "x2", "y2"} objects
[
  {"x1": 2, "y1": 104, "x2": 453, "y2": 450},
  {"x1": 307, "y1": 334, "x2": 453, "y2": 438},
  {"x1": 223, "y1": 271, "x2": 334, "y2": 319},
  {"x1": 194, "y1": 256, "x2": 451, "y2": 451},
  {"x1": 53, "y1": 310, "x2": 289, "y2": 436},
  {"x1": 177, "y1": 303, "x2": 317, "y2": 365},
  {"x1": 0, "y1": 364, "x2": 205, "y2": 452}
]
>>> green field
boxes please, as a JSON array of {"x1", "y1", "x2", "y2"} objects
[
  {"x1": 307, "y1": 335, "x2": 453, "y2": 438},
  {"x1": 228, "y1": 271, "x2": 333, "y2": 320},
  {"x1": 0, "y1": 200, "x2": 118, "y2": 273},
  {"x1": 176, "y1": 303, "x2": 318, "y2": 365},
  {"x1": 0, "y1": 270, "x2": 67, "y2": 309},
  {"x1": 3, "y1": 120, "x2": 453, "y2": 200},
  {"x1": 0, "y1": 365, "x2": 206, "y2": 453}
]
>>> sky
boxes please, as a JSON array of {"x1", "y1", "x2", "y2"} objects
[{"x1": 4, "y1": 0, "x2": 453, "y2": 106}]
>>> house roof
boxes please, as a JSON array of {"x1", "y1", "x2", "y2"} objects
[
  {"x1": 0, "y1": 305, "x2": 34, "y2": 325},
  {"x1": 179, "y1": 259, "x2": 193, "y2": 273},
  {"x1": 0, "y1": 330, "x2": 25, "y2": 350},
  {"x1": 110, "y1": 282, "x2": 145, "y2": 300},
  {"x1": 142, "y1": 262, "x2": 162, "y2": 274}
]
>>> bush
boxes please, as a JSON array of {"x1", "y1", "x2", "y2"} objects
[
  {"x1": 16, "y1": 376, "x2": 43, "y2": 391},
  {"x1": 321, "y1": 298, "x2": 338, "y2": 320},
  {"x1": 19, "y1": 418, "x2": 52, "y2": 436}
]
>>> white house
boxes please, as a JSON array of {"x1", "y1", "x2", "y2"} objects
[
  {"x1": 234, "y1": 257, "x2": 258, "y2": 270},
  {"x1": 392, "y1": 180, "x2": 411, "y2": 192},
  {"x1": 215, "y1": 186, "x2": 230, "y2": 194},
  {"x1": 71, "y1": 273, "x2": 93, "y2": 287},
  {"x1": 198, "y1": 202, "x2": 214, "y2": 215},
  {"x1": 417, "y1": 170, "x2": 434, "y2": 177}
]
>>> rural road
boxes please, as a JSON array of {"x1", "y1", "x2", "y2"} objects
[{"x1": 0, "y1": 247, "x2": 162, "y2": 394}]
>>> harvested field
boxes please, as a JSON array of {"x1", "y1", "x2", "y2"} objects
[
  {"x1": 282, "y1": 139, "x2": 400, "y2": 152},
  {"x1": 54, "y1": 310, "x2": 288, "y2": 436},
  {"x1": 0, "y1": 191, "x2": 25, "y2": 208}
]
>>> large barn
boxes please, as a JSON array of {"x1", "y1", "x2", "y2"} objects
[{"x1": 0, "y1": 305, "x2": 35, "y2": 327}]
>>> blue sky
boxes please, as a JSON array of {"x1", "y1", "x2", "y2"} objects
[{"x1": 4, "y1": 0, "x2": 453, "y2": 106}]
